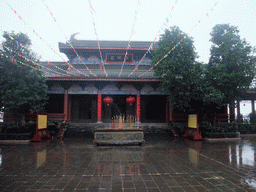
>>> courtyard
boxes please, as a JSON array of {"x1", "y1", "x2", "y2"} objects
[{"x1": 0, "y1": 133, "x2": 255, "y2": 192}]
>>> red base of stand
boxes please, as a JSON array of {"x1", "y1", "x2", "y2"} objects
[
  {"x1": 30, "y1": 133, "x2": 42, "y2": 142},
  {"x1": 193, "y1": 132, "x2": 203, "y2": 140},
  {"x1": 183, "y1": 130, "x2": 190, "y2": 138},
  {"x1": 44, "y1": 130, "x2": 51, "y2": 139},
  {"x1": 183, "y1": 128, "x2": 196, "y2": 138},
  {"x1": 183, "y1": 128, "x2": 203, "y2": 141},
  {"x1": 30, "y1": 129, "x2": 51, "y2": 142}
]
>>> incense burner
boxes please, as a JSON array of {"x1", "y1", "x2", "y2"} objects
[{"x1": 93, "y1": 128, "x2": 144, "y2": 147}]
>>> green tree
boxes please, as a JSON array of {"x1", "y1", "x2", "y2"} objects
[
  {"x1": 152, "y1": 26, "x2": 203, "y2": 114},
  {"x1": 205, "y1": 24, "x2": 256, "y2": 111},
  {"x1": 0, "y1": 31, "x2": 48, "y2": 116}
]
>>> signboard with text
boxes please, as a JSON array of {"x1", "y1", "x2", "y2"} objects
[
  {"x1": 31, "y1": 112, "x2": 51, "y2": 142},
  {"x1": 183, "y1": 114, "x2": 203, "y2": 140},
  {"x1": 38, "y1": 115, "x2": 47, "y2": 129},
  {"x1": 188, "y1": 114, "x2": 197, "y2": 128},
  {"x1": 106, "y1": 53, "x2": 133, "y2": 63}
]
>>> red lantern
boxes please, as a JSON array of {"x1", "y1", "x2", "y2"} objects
[
  {"x1": 126, "y1": 96, "x2": 135, "y2": 105},
  {"x1": 103, "y1": 97, "x2": 113, "y2": 106}
]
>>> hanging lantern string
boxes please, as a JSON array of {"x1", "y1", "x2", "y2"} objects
[
  {"x1": 88, "y1": 0, "x2": 107, "y2": 77},
  {"x1": 139, "y1": 1, "x2": 218, "y2": 77},
  {"x1": 128, "y1": 0, "x2": 179, "y2": 77},
  {"x1": 0, "y1": 51, "x2": 58, "y2": 76},
  {"x1": 41, "y1": 0, "x2": 97, "y2": 77},
  {"x1": 0, "y1": 31, "x2": 74, "y2": 76},
  {"x1": 2, "y1": 44, "x2": 66, "y2": 77},
  {"x1": 118, "y1": 0, "x2": 141, "y2": 78},
  {"x1": 4, "y1": 1, "x2": 87, "y2": 77},
  {"x1": 0, "y1": 30, "x2": 73, "y2": 76},
  {"x1": 4, "y1": 43, "x2": 70, "y2": 76}
]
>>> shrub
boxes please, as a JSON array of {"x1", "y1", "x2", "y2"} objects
[
  {"x1": 204, "y1": 132, "x2": 240, "y2": 138},
  {"x1": 237, "y1": 124, "x2": 256, "y2": 134}
]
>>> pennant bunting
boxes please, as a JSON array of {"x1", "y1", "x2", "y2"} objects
[
  {"x1": 43, "y1": 0, "x2": 97, "y2": 76},
  {"x1": 5, "y1": 2, "x2": 84, "y2": 77},
  {"x1": 139, "y1": 1, "x2": 219, "y2": 78},
  {"x1": 89, "y1": 3, "x2": 96, "y2": 13},
  {"x1": 128, "y1": 0, "x2": 180, "y2": 77},
  {"x1": 119, "y1": 0, "x2": 141, "y2": 77},
  {"x1": 88, "y1": 0, "x2": 107, "y2": 76}
]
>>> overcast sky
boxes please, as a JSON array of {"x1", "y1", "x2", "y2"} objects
[{"x1": 0, "y1": 0, "x2": 255, "y2": 64}]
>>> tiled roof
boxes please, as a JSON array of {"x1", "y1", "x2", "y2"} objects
[
  {"x1": 45, "y1": 39, "x2": 159, "y2": 81},
  {"x1": 41, "y1": 62, "x2": 158, "y2": 80},
  {"x1": 59, "y1": 40, "x2": 159, "y2": 50}
]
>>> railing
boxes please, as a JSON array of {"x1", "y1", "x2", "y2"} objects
[
  {"x1": 172, "y1": 114, "x2": 188, "y2": 122},
  {"x1": 3, "y1": 113, "x2": 66, "y2": 124},
  {"x1": 48, "y1": 113, "x2": 65, "y2": 121},
  {"x1": 25, "y1": 113, "x2": 37, "y2": 121},
  {"x1": 172, "y1": 114, "x2": 235, "y2": 123}
]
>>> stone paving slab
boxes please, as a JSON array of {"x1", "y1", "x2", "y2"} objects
[
  {"x1": 0, "y1": 134, "x2": 255, "y2": 191},
  {"x1": 204, "y1": 138, "x2": 241, "y2": 142}
]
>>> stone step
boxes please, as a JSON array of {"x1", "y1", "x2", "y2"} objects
[{"x1": 64, "y1": 123, "x2": 171, "y2": 137}]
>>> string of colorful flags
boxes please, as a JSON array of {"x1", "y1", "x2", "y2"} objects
[
  {"x1": 0, "y1": 46, "x2": 58, "y2": 76},
  {"x1": 128, "y1": 0, "x2": 179, "y2": 77},
  {"x1": 41, "y1": 0, "x2": 97, "y2": 77},
  {"x1": 0, "y1": 30, "x2": 73, "y2": 77},
  {"x1": 118, "y1": 0, "x2": 141, "y2": 77},
  {"x1": 4, "y1": 1, "x2": 87, "y2": 77},
  {"x1": 88, "y1": 0, "x2": 107, "y2": 76},
  {"x1": 2, "y1": 0, "x2": 220, "y2": 78},
  {"x1": 139, "y1": 1, "x2": 218, "y2": 77},
  {"x1": 2, "y1": 44, "x2": 65, "y2": 76}
]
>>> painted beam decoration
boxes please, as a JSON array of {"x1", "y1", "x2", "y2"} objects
[
  {"x1": 106, "y1": 53, "x2": 133, "y2": 63},
  {"x1": 70, "y1": 55, "x2": 151, "y2": 65}
]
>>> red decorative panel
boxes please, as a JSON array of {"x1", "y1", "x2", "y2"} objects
[
  {"x1": 85, "y1": 84, "x2": 98, "y2": 92},
  {"x1": 88, "y1": 55, "x2": 100, "y2": 64},
  {"x1": 102, "y1": 84, "x2": 118, "y2": 92},
  {"x1": 51, "y1": 84, "x2": 64, "y2": 91},
  {"x1": 156, "y1": 87, "x2": 162, "y2": 92},
  {"x1": 141, "y1": 85, "x2": 154, "y2": 94},
  {"x1": 121, "y1": 84, "x2": 137, "y2": 93},
  {"x1": 69, "y1": 85, "x2": 82, "y2": 92}
]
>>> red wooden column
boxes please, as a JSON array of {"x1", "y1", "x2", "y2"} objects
[
  {"x1": 136, "y1": 92, "x2": 141, "y2": 123},
  {"x1": 252, "y1": 100, "x2": 255, "y2": 116},
  {"x1": 237, "y1": 100, "x2": 241, "y2": 123},
  {"x1": 166, "y1": 100, "x2": 169, "y2": 122},
  {"x1": 68, "y1": 95, "x2": 72, "y2": 121},
  {"x1": 229, "y1": 101, "x2": 235, "y2": 122},
  {"x1": 64, "y1": 90, "x2": 68, "y2": 121},
  {"x1": 169, "y1": 102, "x2": 173, "y2": 121},
  {"x1": 97, "y1": 93, "x2": 102, "y2": 123}
]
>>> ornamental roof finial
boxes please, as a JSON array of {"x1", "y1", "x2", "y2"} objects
[{"x1": 70, "y1": 33, "x2": 80, "y2": 43}]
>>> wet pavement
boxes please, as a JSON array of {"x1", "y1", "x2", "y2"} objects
[{"x1": 0, "y1": 133, "x2": 256, "y2": 192}]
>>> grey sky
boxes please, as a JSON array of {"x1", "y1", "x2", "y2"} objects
[{"x1": 1, "y1": 0, "x2": 255, "y2": 64}]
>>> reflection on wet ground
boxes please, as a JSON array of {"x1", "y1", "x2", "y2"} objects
[{"x1": 0, "y1": 133, "x2": 256, "y2": 191}]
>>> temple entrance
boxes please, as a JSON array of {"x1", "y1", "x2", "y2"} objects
[
  {"x1": 71, "y1": 95, "x2": 97, "y2": 122},
  {"x1": 46, "y1": 94, "x2": 64, "y2": 113},
  {"x1": 141, "y1": 95, "x2": 167, "y2": 123},
  {"x1": 103, "y1": 95, "x2": 136, "y2": 122}
]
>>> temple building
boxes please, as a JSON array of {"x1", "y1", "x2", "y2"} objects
[
  {"x1": 42, "y1": 35, "x2": 236, "y2": 126},
  {"x1": 43, "y1": 36, "x2": 170, "y2": 124}
]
